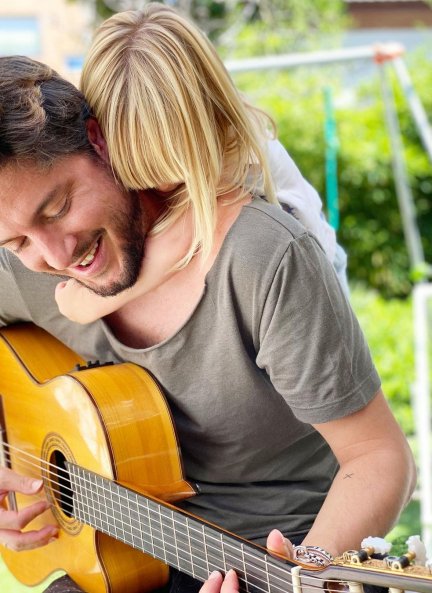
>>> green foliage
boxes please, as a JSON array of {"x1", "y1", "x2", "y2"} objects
[
  {"x1": 76, "y1": 0, "x2": 348, "y2": 45},
  {"x1": 387, "y1": 500, "x2": 421, "y2": 552},
  {"x1": 350, "y1": 286, "x2": 415, "y2": 434},
  {"x1": 337, "y1": 61, "x2": 432, "y2": 298},
  {"x1": 220, "y1": 0, "x2": 348, "y2": 57},
  {"x1": 233, "y1": 51, "x2": 432, "y2": 298}
]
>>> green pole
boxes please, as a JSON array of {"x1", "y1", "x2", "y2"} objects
[{"x1": 323, "y1": 86, "x2": 339, "y2": 231}]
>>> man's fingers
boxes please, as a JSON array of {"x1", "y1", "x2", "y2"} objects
[
  {"x1": 0, "y1": 468, "x2": 43, "y2": 495},
  {"x1": 1, "y1": 525, "x2": 59, "y2": 552},
  {"x1": 0, "y1": 499, "x2": 50, "y2": 530},
  {"x1": 266, "y1": 529, "x2": 294, "y2": 560}
]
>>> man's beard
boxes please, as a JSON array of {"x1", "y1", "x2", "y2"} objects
[{"x1": 66, "y1": 192, "x2": 146, "y2": 298}]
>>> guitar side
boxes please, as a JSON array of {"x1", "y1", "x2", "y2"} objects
[{"x1": 0, "y1": 323, "x2": 194, "y2": 593}]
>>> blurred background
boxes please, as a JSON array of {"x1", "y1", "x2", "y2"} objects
[{"x1": 1, "y1": 0, "x2": 432, "y2": 591}]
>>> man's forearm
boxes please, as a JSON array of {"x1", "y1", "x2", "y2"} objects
[{"x1": 301, "y1": 446, "x2": 416, "y2": 557}]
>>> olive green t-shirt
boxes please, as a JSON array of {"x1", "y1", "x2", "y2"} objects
[{"x1": 0, "y1": 198, "x2": 381, "y2": 544}]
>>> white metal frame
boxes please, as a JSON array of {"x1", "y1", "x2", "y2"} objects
[{"x1": 413, "y1": 283, "x2": 432, "y2": 555}]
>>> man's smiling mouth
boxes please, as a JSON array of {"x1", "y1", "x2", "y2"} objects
[{"x1": 76, "y1": 238, "x2": 100, "y2": 269}]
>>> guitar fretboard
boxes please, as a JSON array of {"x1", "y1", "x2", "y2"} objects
[{"x1": 68, "y1": 464, "x2": 306, "y2": 593}]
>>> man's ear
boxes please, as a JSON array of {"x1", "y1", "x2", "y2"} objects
[{"x1": 86, "y1": 117, "x2": 110, "y2": 163}]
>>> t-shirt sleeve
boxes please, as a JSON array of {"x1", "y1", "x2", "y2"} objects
[
  {"x1": 255, "y1": 232, "x2": 381, "y2": 424},
  {"x1": 0, "y1": 249, "x2": 32, "y2": 327}
]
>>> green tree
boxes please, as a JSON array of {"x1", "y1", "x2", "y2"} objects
[{"x1": 73, "y1": 0, "x2": 348, "y2": 43}]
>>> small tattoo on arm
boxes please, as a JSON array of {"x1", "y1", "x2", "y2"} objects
[{"x1": 343, "y1": 473, "x2": 354, "y2": 479}]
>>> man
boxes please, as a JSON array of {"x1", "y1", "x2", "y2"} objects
[{"x1": 0, "y1": 5, "x2": 416, "y2": 593}]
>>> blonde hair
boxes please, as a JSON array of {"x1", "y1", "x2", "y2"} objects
[{"x1": 81, "y1": 2, "x2": 277, "y2": 266}]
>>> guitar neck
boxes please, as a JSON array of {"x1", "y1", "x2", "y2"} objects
[
  {"x1": 69, "y1": 463, "x2": 296, "y2": 590},
  {"x1": 68, "y1": 464, "x2": 432, "y2": 593}
]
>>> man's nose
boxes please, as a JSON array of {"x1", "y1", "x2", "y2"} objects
[{"x1": 28, "y1": 232, "x2": 77, "y2": 272}]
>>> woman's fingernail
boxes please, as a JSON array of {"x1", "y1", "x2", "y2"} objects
[{"x1": 209, "y1": 571, "x2": 221, "y2": 580}]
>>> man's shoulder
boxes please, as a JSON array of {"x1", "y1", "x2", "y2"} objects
[
  {"x1": 233, "y1": 197, "x2": 311, "y2": 260},
  {"x1": 243, "y1": 197, "x2": 310, "y2": 243},
  {"x1": 214, "y1": 197, "x2": 317, "y2": 289}
]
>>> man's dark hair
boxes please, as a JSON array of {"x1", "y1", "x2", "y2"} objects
[{"x1": 0, "y1": 55, "x2": 93, "y2": 168}]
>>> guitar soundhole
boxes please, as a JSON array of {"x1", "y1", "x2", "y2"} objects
[
  {"x1": 50, "y1": 450, "x2": 73, "y2": 518},
  {"x1": 42, "y1": 433, "x2": 82, "y2": 534}
]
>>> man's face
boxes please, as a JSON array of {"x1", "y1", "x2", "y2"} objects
[{"x1": 0, "y1": 154, "x2": 146, "y2": 296}]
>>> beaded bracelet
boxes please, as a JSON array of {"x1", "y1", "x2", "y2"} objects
[{"x1": 293, "y1": 545, "x2": 334, "y2": 567}]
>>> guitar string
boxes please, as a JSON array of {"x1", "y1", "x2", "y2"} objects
[{"x1": 1, "y1": 443, "x2": 427, "y2": 593}]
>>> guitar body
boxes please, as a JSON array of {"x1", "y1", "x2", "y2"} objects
[{"x1": 0, "y1": 323, "x2": 195, "y2": 593}]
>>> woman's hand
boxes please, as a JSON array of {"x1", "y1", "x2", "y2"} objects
[
  {"x1": 55, "y1": 279, "x2": 116, "y2": 324},
  {"x1": 200, "y1": 570, "x2": 239, "y2": 593},
  {"x1": 199, "y1": 530, "x2": 294, "y2": 593}
]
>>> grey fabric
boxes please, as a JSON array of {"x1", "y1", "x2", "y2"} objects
[
  {"x1": 0, "y1": 197, "x2": 380, "y2": 545},
  {"x1": 43, "y1": 575, "x2": 83, "y2": 593}
]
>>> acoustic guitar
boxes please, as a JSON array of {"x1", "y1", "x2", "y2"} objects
[{"x1": 0, "y1": 324, "x2": 431, "y2": 593}]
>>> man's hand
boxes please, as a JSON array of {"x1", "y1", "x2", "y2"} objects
[
  {"x1": 0, "y1": 468, "x2": 58, "y2": 551},
  {"x1": 266, "y1": 529, "x2": 295, "y2": 559},
  {"x1": 200, "y1": 530, "x2": 294, "y2": 593}
]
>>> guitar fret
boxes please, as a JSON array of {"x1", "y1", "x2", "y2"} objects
[
  {"x1": 145, "y1": 505, "x2": 170, "y2": 560},
  {"x1": 185, "y1": 518, "x2": 196, "y2": 579},
  {"x1": 135, "y1": 493, "x2": 150, "y2": 551},
  {"x1": 126, "y1": 491, "x2": 143, "y2": 549},
  {"x1": 171, "y1": 509, "x2": 181, "y2": 569},
  {"x1": 241, "y1": 543, "x2": 250, "y2": 592},
  {"x1": 266, "y1": 557, "x2": 295, "y2": 593},
  {"x1": 202, "y1": 525, "x2": 211, "y2": 575},
  {"x1": 220, "y1": 533, "x2": 228, "y2": 575},
  {"x1": 159, "y1": 505, "x2": 179, "y2": 567},
  {"x1": 91, "y1": 473, "x2": 104, "y2": 532},
  {"x1": 95, "y1": 475, "x2": 108, "y2": 532},
  {"x1": 140, "y1": 498, "x2": 158, "y2": 557},
  {"x1": 110, "y1": 481, "x2": 125, "y2": 541},
  {"x1": 158, "y1": 502, "x2": 169, "y2": 564},
  {"x1": 169, "y1": 508, "x2": 195, "y2": 575},
  {"x1": 264, "y1": 555, "x2": 271, "y2": 593},
  {"x1": 122, "y1": 490, "x2": 133, "y2": 545}
]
